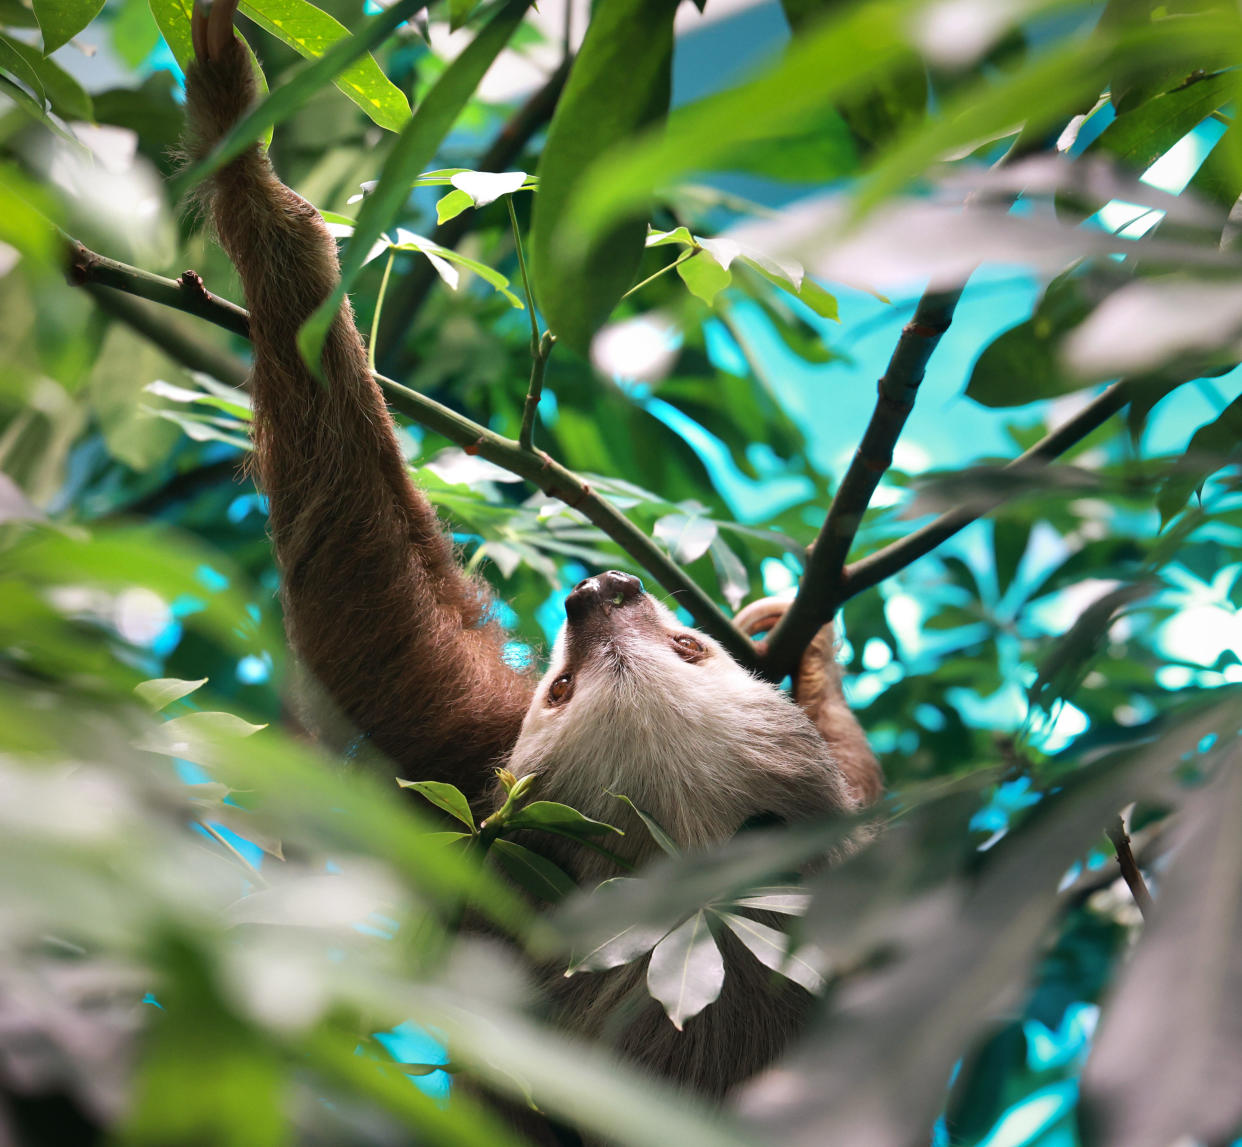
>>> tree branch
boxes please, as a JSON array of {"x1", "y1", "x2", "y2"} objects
[
  {"x1": 841, "y1": 381, "x2": 1131, "y2": 599},
  {"x1": 67, "y1": 242, "x2": 757, "y2": 671},
  {"x1": 762, "y1": 288, "x2": 962, "y2": 681},
  {"x1": 1106, "y1": 813, "x2": 1154, "y2": 918},
  {"x1": 84, "y1": 284, "x2": 250, "y2": 389},
  {"x1": 376, "y1": 59, "x2": 571, "y2": 376}
]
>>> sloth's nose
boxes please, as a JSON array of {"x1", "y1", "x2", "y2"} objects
[{"x1": 565, "y1": 570, "x2": 644, "y2": 620}]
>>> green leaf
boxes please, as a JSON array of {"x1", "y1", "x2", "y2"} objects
[
  {"x1": 568, "y1": 3, "x2": 907, "y2": 250},
  {"x1": 714, "y1": 910, "x2": 825, "y2": 994},
  {"x1": 147, "y1": 0, "x2": 196, "y2": 73},
  {"x1": 0, "y1": 30, "x2": 45, "y2": 106},
  {"x1": 436, "y1": 187, "x2": 473, "y2": 224},
  {"x1": 32, "y1": 0, "x2": 104, "y2": 53},
  {"x1": 2, "y1": 35, "x2": 92, "y2": 121},
  {"x1": 396, "y1": 779, "x2": 475, "y2": 830},
  {"x1": 489, "y1": 839, "x2": 576, "y2": 903},
  {"x1": 135, "y1": 676, "x2": 208, "y2": 710},
  {"x1": 505, "y1": 801, "x2": 623, "y2": 840},
  {"x1": 677, "y1": 251, "x2": 731, "y2": 306},
  {"x1": 608, "y1": 792, "x2": 680, "y2": 856},
  {"x1": 531, "y1": 0, "x2": 677, "y2": 353},
  {"x1": 708, "y1": 535, "x2": 749, "y2": 612},
  {"x1": 1093, "y1": 70, "x2": 1231, "y2": 174},
  {"x1": 654, "y1": 512, "x2": 717, "y2": 565},
  {"x1": 299, "y1": 0, "x2": 530, "y2": 371},
  {"x1": 240, "y1": 0, "x2": 411, "y2": 133},
  {"x1": 967, "y1": 272, "x2": 1094, "y2": 408},
  {"x1": 646, "y1": 911, "x2": 724, "y2": 1029},
  {"x1": 567, "y1": 905, "x2": 675, "y2": 974},
  {"x1": 724, "y1": 886, "x2": 810, "y2": 915},
  {"x1": 175, "y1": 0, "x2": 424, "y2": 192},
  {"x1": 1157, "y1": 393, "x2": 1242, "y2": 527}
]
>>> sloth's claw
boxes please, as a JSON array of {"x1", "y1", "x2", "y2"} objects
[{"x1": 191, "y1": 0, "x2": 241, "y2": 63}]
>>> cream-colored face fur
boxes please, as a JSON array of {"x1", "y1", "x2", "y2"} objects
[{"x1": 507, "y1": 580, "x2": 852, "y2": 874}]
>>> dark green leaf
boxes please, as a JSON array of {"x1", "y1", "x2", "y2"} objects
[
  {"x1": 609, "y1": 792, "x2": 680, "y2": 856},
  {"x1": 490, "y1": 839, "x2": 576, "y2": 903},
  {"x1": 646, "y1": 911, "x2": 724, "y2": 1029},
  {"x1": 967, "y1": 273, "x2": 1094, "y2": 408},
  {"x1": 1156, "y1": 393, "x2": 1242, "y2": 526},
  {"x1": 531, "y1": 0, "x2": 676, "y2": 353},
  {"x1": 3, "y1": 35, "x2": 92, "y2": 120},
  {"x1": 505, "y1": 801, "x2": 624, "y2": 840}
]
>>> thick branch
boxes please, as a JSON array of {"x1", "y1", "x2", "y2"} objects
[
  {"x1": 68, "y1": 243, "x2": 756, "y2": 670},
  {"x1": 67, "y1": 241, "x2": 250, "y2": 339},
  {"x1": 842, "y1": 381, "x2": 1131, "y2": 598},
  {"x1": 763, "y1": 288, "x2": 961, "y2": 680},
  {"x1": 376, "y1": 59, "x2": 570, "y2": 375}
]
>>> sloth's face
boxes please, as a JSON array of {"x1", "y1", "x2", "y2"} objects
[{"x1": 505, "y1": 572, "x2": 842, "y2": 857}]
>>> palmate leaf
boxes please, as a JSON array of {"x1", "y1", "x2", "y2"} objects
[
  {"x1": 713, "y1": 910, "x2": 825, "y2": 994},
  {"x1": 646, "y1": 910, "x2": 724, "y2": 1030}
]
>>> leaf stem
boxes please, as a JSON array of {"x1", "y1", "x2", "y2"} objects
[
  {"x1": 368, "y1": 249, "x2": 395, "y2": 372},
  {"x1": 621, "y1": 248, "x2": 699, "y2": 301}
]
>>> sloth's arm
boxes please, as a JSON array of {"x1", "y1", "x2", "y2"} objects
[
  {"x1": 184, "y1": 2, "x2": 533, "y2": 795},
  {"x1": 735, "y1": 600, "x2": 883, "y2": 805}
]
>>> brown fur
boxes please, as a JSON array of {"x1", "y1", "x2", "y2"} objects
[{"x1": 183, "y1": 29, "x2": 533, "y2": 801}]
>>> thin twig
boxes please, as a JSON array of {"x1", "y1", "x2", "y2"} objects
[
  {"x1": 762, "y1": 288, "x2": 962, "y2": 680},
  {"x1": 507, "y1": 194, "x2": 554, "y2": 452},
  {"x1": 519, "y1": 330, "x2": 555, "y2": 453},
  {"x1": 1106, "y1": 814, "x2": 1154, "y2": 918},
  {"x1": 67, "y1": 242, "x2": 756, "y2": 669}
]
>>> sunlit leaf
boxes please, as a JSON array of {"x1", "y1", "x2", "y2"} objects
[
  {"x1": 135, "y1": 676, "x2": 208, "y2": 710},
  {"x1": 240, "y1": 0, "x2": 411, "y2": 133},
  {"x1": 396, "y1": 779, "x2": 476, "y2": 830}
]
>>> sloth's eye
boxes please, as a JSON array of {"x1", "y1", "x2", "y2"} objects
[
  {"x1": 672, "y1": 634, "x2": 707, "y2": 662},
  {"x1": 547, "y1": 674, "x2": 574, "y2": 705}
]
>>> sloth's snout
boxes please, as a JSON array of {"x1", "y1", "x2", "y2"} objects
[{"x1": 565, "y1": 570, "x2": 644, "y2": 621}]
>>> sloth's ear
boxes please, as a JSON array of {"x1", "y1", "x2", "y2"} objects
[{"x1": 734, "y1": 598, "x2": 884, "y2": 807}]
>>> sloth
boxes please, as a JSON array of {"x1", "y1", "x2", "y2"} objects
[{"x1": 184, "y1": 0, "x2": 881, "y2": 1107}]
